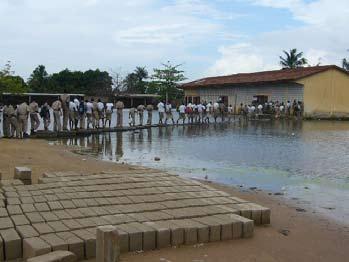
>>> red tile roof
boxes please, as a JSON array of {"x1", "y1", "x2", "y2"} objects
[{"x1": 182, "y1": 65, "x2": 348, "y2": 89}]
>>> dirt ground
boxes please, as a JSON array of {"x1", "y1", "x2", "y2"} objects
[{"x1": 0, "y1": 139, "x2": 348, "y2": 262}]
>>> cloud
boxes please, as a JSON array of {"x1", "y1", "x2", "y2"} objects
[{"x1": 208, "y1": 0, "x2": 349, "y2": 76}]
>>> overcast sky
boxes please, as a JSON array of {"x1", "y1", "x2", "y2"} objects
[{"x1": 1, "y1": 0, "x2": 349, "y2": 81}]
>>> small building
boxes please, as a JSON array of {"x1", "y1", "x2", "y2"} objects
[
  {"x1": 182, "y1": 65, "x2": 349, "y2": 118},
  {"x1": 113, "y1": 93, "x2": 161, "y2": 108}
]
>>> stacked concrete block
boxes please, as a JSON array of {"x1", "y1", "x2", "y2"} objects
[
  {"x1": 23, "y1": 237, "x2": 51, "y2": 259},
  {"x1": 96, "y1": 226, "x2": 120, "y2": 262},
  {"x1": 0, "y1": 228, "x2": 22, "y2": 260},
  {"x1": 26, "y1": 251, "x2": 77, "y2": 262},
  {"x1": 14, "y1": 167, "x2": 32, "y2": 185}
]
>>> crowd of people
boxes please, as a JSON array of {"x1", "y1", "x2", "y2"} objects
[{"x1": 0, "y1": 95, "x2": 304, "y2": 138}]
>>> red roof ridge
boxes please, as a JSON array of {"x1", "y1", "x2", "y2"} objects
[{"x1": 183, "y1": 65, "x2": 348, "y2": 89}]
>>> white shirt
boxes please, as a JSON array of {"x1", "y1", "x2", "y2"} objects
[
  {"x1": 213, "y1": 102, "x2": 219, "y2": 109},
  {"x1": 257, "y1": 104, "x2": 263, "y2": 110},
  {"x1": 197, "y1": 104, "x2": 205, "y2": 113},
  {"x1": 86, "y1": 102, "x2": 93, "y2": 114},
  {"x1": 106, "y1": 103, "x2": 113, "y2": 112},
  {"x1": 69, "y1": 101, "x2": 77, "y2": 111},
  {"x1": 206, "y1": 103, "x2": 212, "y2": 112},
  {"x1": 228, "y1": 106, "x2": 233, "y2": 113},
  {"x1": 165, "y1": 104, "x2": 172, "y2": 112},
  {"x1": 97, "y1": 102, "x2": 104, "y2": 111},
  {"x1": 157, "y1": 102, "x2": 165, "y2": 113},
  {"x1": 74, "y1": 98, "x2": 80, "y2": 108},
  {"x1": 179, "y1": 105, "x2": 186, "y2": 113},
  {"x1": 280, "y1": 105, "x2": 285, "y2": 111}
]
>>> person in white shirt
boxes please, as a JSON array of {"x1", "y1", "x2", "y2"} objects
[
  {"x1": 97, "y1": 99, "x2": 105, "y2": 128},
  {"x1": 257, "y1": 104, "x2": 263, "y2": 114},
  {"x1": 86, "y1": 100, "x2": 93, "y2": 129},
  {"x1": 227, "y1": 104, "x2": 233, "y2": 122},
  {"x1": 157, "y1": 101, "x2": 165, "y2": 124},
  {"x1": 213, "y1": 101, "x2": 220, "y2": 123},
  {"x1": 105, "y1": 102, "x2": 114, "y2": 128},
  {"x1": 177, "y1": 103, "x2": 186, "y2": 125},
  {"x1": 68, "y1": 101, "x2": 78, "y2": 130},
  {"x1": 74, "y1": 98, "x2": 80, "y2": 108},
  {"x1": 165, "y1": 102, "x2": 175, "y2": 125},
  {"x1": 197, "y1": 103, "x2": 205, "y2": 123},
  {"x1": 204, "y1": 102, "x2": 212, "y2": 123}
]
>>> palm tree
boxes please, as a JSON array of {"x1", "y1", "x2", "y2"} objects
[
  {"x1": 342, "y1": 58, "x2": 349, "y2": 71},
  {"x1": 280, "y1": 49, "x2": 308, "y2": 69}
]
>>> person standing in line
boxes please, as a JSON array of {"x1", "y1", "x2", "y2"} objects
[
  {"x1": 97, "y1": 99, "x2": 105, "y2": 128},
  {"x1": 2, "y1": 104, "x2": 9, "y2": 137},
  {"x1": 137, "y1": 104, "x2": 145, "y2": 126},
  {"x1": 69, "y1": 100, "x2": 78, "y2": 130},
  {"x1": 204, "y1": 101, "x2": 212, "y2": 123},
  {"x1": 157, "y1": 101, "x2": 165, "y2": 125},
  {"x1": 197, "y1": 103, "x2": 205, "y2": 123},
  {"x1": 115, "y1": 100, "x2": 124, "y2": 127},
  {"x1": 78, "y1": 100, "x2": 86, "y2": 129},
  {"x1": 186, "y1": 103, "x2": 194, "y2": 124},
  {"x1": 227, "y1": 104, "x2": 233, "y2": 122},
  {"x1": 213, "y1": 101, "x2": 220, "y2": 123},
  {"x1": 60, "y1": 92, "x2": 70, "y2": 130},
  {"x1": 146, "y1": 104, "x2": 154, "y2": 125},
  {"x1": 51, "y1": 99, "x2": 62, "y2": 132},
  {"x1": 73, "y1": 98, "x2": 80, "y2": 127},
  {"x1": 7, "y1": 104, "x2": 19, "y2": 138},
  {"x1": 40, "y1": 102, "x2": 51, "y2": 131},
  {"x1": 29, "y1": 100, "x2": 40, "y2": 134},
  {"x1": 17, "y1": 101, "x2": 30, "y2": 138},
  {"x1": 105, "y1": 101, "x2": 114, "y2": 128},
  {"x1": 85, "y1": 100, "x2": 93, "y2": 129},
  {"x1": 92, "y1": 99, "x2": 99, "y2": 128},
  {"x1": 165, "y1": 102, "x2": 175, "y2": 125},
  {"x1": 177, "y1": 103, "x2": 186, "y2": 125},
  {"x1": 129, "y1": 107, "x2": 136, "y2": 127}
]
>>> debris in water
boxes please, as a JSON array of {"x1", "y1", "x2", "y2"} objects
[
  {"x1": 154, "y1": 157, "x2": 161, "y2": 161},
  {"x1": 278, "y1": 229, "x2": 290, "y2": 236},
  {"x1": 296, "y1": 208, "x2": 306, "y2": 212}
]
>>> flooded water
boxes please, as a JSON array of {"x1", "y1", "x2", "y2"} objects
[{"x1": 51, "y1": 118, "x2": 349, "y2": 224}]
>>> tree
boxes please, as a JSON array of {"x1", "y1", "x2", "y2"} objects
[
  {"x1": 151, "y1": 61, "x2": 186, "y2": 101},
  {"x1": 110, "y1": 68, "x2": 125, "y2": 94},
  {"x1": 123, "y1": 66, "x2": 149, "y2": 94},
  {"x1": 342, "y1": 58, "x2": 349, "y2": 71},
  {"x1": 28, "y1": 65, "x2": 49, "y2": 92},
  {"x1": 0, "y1": 61, "x2": 28, "y2": 93},
  {"x1": 280, "y1": 49, "x2": 308, "y2": 69}
]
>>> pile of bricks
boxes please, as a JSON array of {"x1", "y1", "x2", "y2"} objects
[{"x1": 0, "y1": 169, "x2": 270, "y2": 261}]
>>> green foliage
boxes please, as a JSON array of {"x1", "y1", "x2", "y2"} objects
[
  {"x1": 342, "y1": 58, "x2": 349, "y2": 71},
  {"x1": 151, "y1": 61, "x2": 186, "y2": 101},
  {"x1": 123, "y1": 66, "x2": 148, "y2": 93},
  {"x1": 280, "y1": 49, "x2": 308, "y2": 69},
  {"x1": 27, "y1": 66, "x2": 113, "y2": 96},
  {"x1": 0, "y1": 61, "x2": 28, "y2": 93}
]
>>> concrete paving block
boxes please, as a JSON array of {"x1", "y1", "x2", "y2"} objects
[
  {"x1": 156, "y1": 220, "x2": 184, "y2": 246},
  {"x1": 132, "y1": 222, "x2": 156, "y2": 251},
  {"x1": 23, "y1": 237, "x2": 51, "y2": 259},
  {"x1": 48, "y1": 201, "x2": 64, "y2": 211},
  {"x1": 193, "y1": 217, "x2": 221, "y2": 242},
  {"x1": 143, "y1": 221, "x2": 171, "y2": 249},
  {"x1": 61, "y1": 220, "x2": 83, "y2": 230},
  {"x1": 235, "y1": 215, "x2": 254, "y2": 238},
  {"x1": 41, "y1": 233, "x2": 68, "y2": 251},
  {"x1": 14, "y1": 167, "x2": 32, "y2": 180},
  {"x1": 78, "y1": 207, "x2": 97, "y2": 218},
  {"x1": 21, "y1": 203, "x2": 36, "y2": 213},
  {"x1": 0, "y1": 228, "x2": 22, "y2": 260},
  {"x1": 72, "y1": 230, "x2": 96, "y2": 259},
  {"x1": 7, "y1": 205, "x2": 23, "y2": 215},
  {"x1": 7, "y1": 197, "x2": 21, "y2": 205},
  {"x1": 0, "y1": 208, "x2": 8, "y2": 218},
  {"x1": 26, "y1": 212, "x2": 45, "y2": 224},
  {"x1": 171, "y1": 220, "x2": 198, "y2": 245},
  {"x1": 33, "y1": 223, "x2": 55, "y2": 234},
  {"x1": 0, "y1": 217, "x2": 14, "y2": 230},
  {"x1": 209, "y1": 216, "x2": 233, "y2": 241},
  {"x1": 53, "y1": 210, "x2": 73, "y2": 220},
  {"x1": 26, "y1": 250, "x2": 77, "y2": 262},
  {"x1": 17, "y1": 225, "x2": 39, "y2": 238},
  {"x1": 47, "y1": 221, "x2": 69, "y2": 233},
  {"x1": 60, "y1": 201, "x2": 76, "y2": 209},
  {"x1": 45, "y1": 195, "x2": 59, "y2": 202},
  {"x1": 214, "y1": 214, "x2": 243, "y2": 239},
  {"x1": 116, "y1": 223, "x2": 143, "y2": 252},
  {"x1": 21, "y1": 196, "x2": 35, "y2": 204},
  {"x1": 185, "y1": 220, "x2": 209, "y2": 244},
  {"x1": 56, "y1": 232, "x2": 84, "y2": 261},
  {"x1": 96, "y1": 225, "x2": 121, "y2": 262},
  {"x1": 34, "y1": 203, "x2": 50, "y2": 212},
  {"x1": 65, "y1": 209, "x2": 84, "y2": 219},
  {"x1": 33, "y1": 195, "x2": 47, "y2": 203},
  {"x1": 40, "y1": 212, "x2": 59, "y2": 222},
  {"x1": 11, "y1": 214, "x2": 30, "y2": 226}
]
